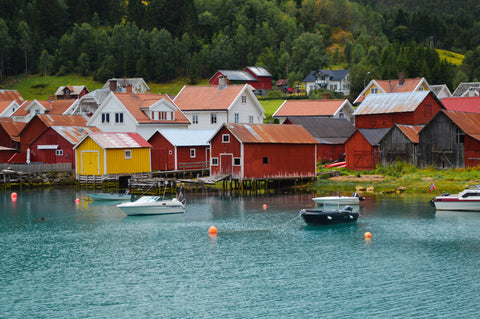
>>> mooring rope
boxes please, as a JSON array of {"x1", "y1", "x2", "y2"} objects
[{"x1": 217, "y1": 213, "x2": 302, "y2": 233}]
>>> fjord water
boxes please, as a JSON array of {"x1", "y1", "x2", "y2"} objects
[{"x1": 1, "y1": 189, "x2": 479, "y2": 318}]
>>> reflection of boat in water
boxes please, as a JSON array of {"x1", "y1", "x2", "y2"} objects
[
  {"x1": 300, "y1": 205, "x2": 359, "y2": 226},
  {"x1": 88, "y1": 190, "x2": 131, "y2": 201},
  {"x1": 117, "y1": 196, "x2": 185, "y2": 216},
  {"x1": 312, "y1": 193, "x2": 364, "y2": 206},
  {"x1": 431, "y1": 185, "x2": 480, "y2": 211}
]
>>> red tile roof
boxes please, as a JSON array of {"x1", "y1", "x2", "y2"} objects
[
  {"x1": 224, "y1": 123, "x2": 318, "y2": 144},
  {"x1": 174, "y1": 85, "x2": 247, "y2": 110},
  {"x1": 273, "y1": 99, "x2": 347, "y2": 117},
  {"x1": 114, "y1": 93, "x2": 190, "y2": 124},
  {"x1": 37, "y1": 114, "x2": 88, "y2": 127},
  {"x1": 12, "y1": 100, "x2": 76, "y2": 116},
  {"x1": 441, "y1": 97, "x2": 480, "y2": 113},
  {"x1": 0, "y1": 118, "x2": 25, "y2": 142},
  {"x1": 0, "y1": 90, "x2": 24, "y2": 104}
]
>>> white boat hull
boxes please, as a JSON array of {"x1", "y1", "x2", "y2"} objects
[
  {"x1": 434, "y1": 197, "x2": 480, "y2": 211},
  {"x1": 312, "y1": 196, "x2": 360, "y2": 205},
  {"x1": 117, "y1": 197, "x2": 185, "y2": 216}
]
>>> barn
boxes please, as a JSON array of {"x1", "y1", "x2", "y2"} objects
[
  {"x1": 418, "y1": 110, "x2": 480, "y2": 169},
  {"x1": 354, "y1": 91, "x2": 444, "y2": 129},
  {"x1": 380, "y1": 124, "x2": 423, "y2": 166},
  {"x1": 148, "y1": 128, "x2": 214, "y2": 171},
  {"x1": 209, "y1": 123, "x2": 317, "y2": 179},
  {"x1": 74, "y1": 132, "x2": 151, "y2": 176},
  {"x1": 345, "y1": 128, "x2": 389, "y2": 170}
]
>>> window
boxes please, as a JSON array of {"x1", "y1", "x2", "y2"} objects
[
  {"x1": 241, "y1": 95, "x2": 247, "y2": 103},
  {"x1": 115, "y1": 112, "x2": 123, "y2": 123},
  {"x1": 211, "y1": 113, "x2": 217, "y2": 124},
  {"x1": 418, "y1": 87, "x2": 424, "y2": 91},
  {"x1": 125, "y1": 150, "x2": 132, "y2": 159},
  {"x1": 35, "y1": 109, "x2": 41, "y2": 115},
  {"x1": 56, "y1": 150, "x2": 63, "y2": 156},
  {"x1": 169, "y1": 150, "x2": 173, "y2": 155},
  {"x1": 192, "y1": 114, "x2": 198, "y2": 124},
  {"x1": 339, "y1": 112, "x2": 344, "y2": 118},
  {"x1": 190, "y1": 148, "x2": 196, "y2": 158},
  {"x1": 234, "y1": 158, "x2": 241, "y2": 166},
  {"x1": 222, "y1": 134, "x2": 230, "y2": 143},
  {"x1": 370, "y1": 87, "x2": 378, "y2": 94},
  {"x1": 249, "y1": 115, "x2": 254, "y2": 123},
  {"x1": 263, "y1": 157, "x2": 269, "y2": 164},
  {"x1": 234, "y1": 113, "x2": 239, "y2": 123},
  {"x1": 456, "y1": 128, "x2": 465, "y2": 144},
  {"x1": 211, "y1": 157, "x2": 218, "y2": 166},
  {"x1": 101, "y1": 113, "x2": 110, "y2": 123}
]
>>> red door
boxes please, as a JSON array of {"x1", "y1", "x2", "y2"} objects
[{"x1": 220, "y1": 154, "x2": 233, "y2": 174}]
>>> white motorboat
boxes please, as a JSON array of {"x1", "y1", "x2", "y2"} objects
[
  {"x1": 312, "y1": 193, "x2": 364, "y2": 206},
  {"x1": 116, "y1": 196, "x2": 185, "y2": 216},
  {"x1": 432, "y1": 185, "x2": 480, "y2": 211}
]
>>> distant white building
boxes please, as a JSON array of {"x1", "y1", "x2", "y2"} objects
[{"x1": 303, "y1": 69, "x2": 350, "y2": 95}]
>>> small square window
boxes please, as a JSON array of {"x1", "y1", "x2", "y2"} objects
[
  {"x1": 234, "y1": 158, "x2": 241, "y2": 166},
  {"x1": 125, "y1": 150, "x2": 132, "y2": 159},
  {"x1": 222, "y1": 134, "x2": 230, "y2": 143},
  {"x1": 211, "y1": 113, "x2": 217, "y2": 124},
  {"x1": 249, "y1": 115, "x2": 254, "y2": 123},
  {"x1": 56, "y1": 150, "x2": 63, "y2": 156},
  {"x1": 241, "y1": 96, "x2": 247, "y2": 103},
  {"x1": 234, "y1": 113, "x2": 239, "y2": 123},
  {"x1": 192, "y1": 114, "x2": 198, "y2": 124},
  {"x1": 263, "y1": 157, "x2": 268, "y2": 164},
  {"x1": 190, "y1": 148, "x2": 196, "y2": 158},
  {"x1": 211, "y1": 157, "x2": 218, "y2": 166}
]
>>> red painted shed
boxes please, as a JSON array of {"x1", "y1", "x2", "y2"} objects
[
  {"x1": 354, "y1": 91, "x2": 444, "y2": 129},
  {"x1": 148, "y1": 129, "x2": 214, "y2": 171},
  {"x1": 209, "y1": 123, "x2": 318, "y2": 179},
  {"x1": 345, "y1": 128, "x2": 389, "y2": 170},
  {"x1": 209, "y1": 67, "x2": 272, "y2": 94}
]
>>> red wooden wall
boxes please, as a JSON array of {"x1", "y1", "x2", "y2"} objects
[
  {"x1": 0, "y1": 127, "x2": 15, "y2": 148},
  {"x1": 29, "y1": 127, "x2": 76, "y2": 167},
  {"x1": 0, "y1": 150, "x2": 16, "y2": 163},
  {"x1": 244, "y1": 69, "x2": 272, "y2": 90},
  {"x1": 345, "y1": 131, "x2": 380, "y2": 170},
  {"x1": 464, "y1": 135, "x2": 480, "y2": 168},
  {"x1": 210, "y1": 126, "x2": 242, "y2": 177},
  {"x1": 148, "y1": 132, "x2": 175, "y2": 171},
  {"x1": 317, "y1": 144, "x2": 345, "y2": 163},
  {"x1": 19, "y1": 117, "x2": 48, "y2": 153}
]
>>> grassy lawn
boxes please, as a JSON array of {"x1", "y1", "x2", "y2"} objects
[{"x1": 259, "y1": 99, "x2": 284, "y2": 122}]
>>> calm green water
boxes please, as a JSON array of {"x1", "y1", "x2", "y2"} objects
[{"x1": 1, "y1": 188, "x2": 479, "y2": 318}]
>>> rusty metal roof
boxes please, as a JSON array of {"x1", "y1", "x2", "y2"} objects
[
  {"x1": 86, "y1": 132, "x2": 152, "y2": 149},
  {"x1": 51, "y1": 126, "x2": 100, "y2": 145},
  {"x1": 442, "y1": 110, "x2": 480, "y2": 141},
  {"x1": 395, "y1": 125, "x2": 423, "y2": 143},
  {"x1": 225, "y1": 123, "x2": 318, "y2": 144},
  {"x1": 357, "y1": 128, "x2": 390, "y2": 145},
  {"x1": 354, "y1": 91, "x2": 431, "y2": 115}
]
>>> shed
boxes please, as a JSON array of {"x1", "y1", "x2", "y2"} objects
[
  {"x1": 354, "y1": 91, "x2": 444, "y2": 129},
  {"x1": 74, "y1": 132, "x2": 152, "y2": 176},
  {"x1": 55, "y1": 86, "x2": 89, "y2": 100},
  {"x1": 0, "y1": 146, "x2": 16, "y2": 163},
  {"x1": 345, "y1": 128, "x2": 389, "y2": 170},
  {"x1": 148, "y1": 129, "x2": 214, "y2": 171},
  {"x1": 284, "y1": 117, "x2": 354, "y2": 162},
  {"x1": 209, "y1": 123, "x2": 317, "y2": 179},
  {"x1": 418, "y1": 110, "x2": 480, "y2": 169},
  {"x1": 273, "y1": 99, "x2": 355, "y2": 124},
  {"x1": 379, "y1": 124, "x2": 423, "y2": 166}
]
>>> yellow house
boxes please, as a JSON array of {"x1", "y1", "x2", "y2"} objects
[
  {"x1": 74, "y1": 132, "x2": 151, "y2": 176},
  {"x1": 354, "y1": 74, "x2": 431, "y2": 105}
]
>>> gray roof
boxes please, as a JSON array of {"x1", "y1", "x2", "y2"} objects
[
  {"x1": 354, "y1": 91, "x2": 431, "y2": 115},
  {"x1": 303, "y1": 69, "x2": 349, "y2": 82},
  {"x1": 452, "y1": 82, "x2": 480, "y2": 97},
  {"x1": 102, "y1": 78, "x2": 150, "y2": 91},
  {"x1": 245, "y1": 66, "x2": 272, "y2": 77},
  {"x1": 358, "y1": 128, "x2": 390, "y2": 145},
  {"x1": 219, "y1": 70, "x2": 257, "y2": 82},
  {"x1": 151, "y1": 128, "x2": 216, "y2": 147},
  {"x1": 286, "y1": 117, "x2": 354, "y2": 144}
]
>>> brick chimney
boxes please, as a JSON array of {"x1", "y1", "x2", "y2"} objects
[
  {"x1": 126, "y1": 84, "x2": 133, "y2": 93},
  {"x1": 49, "y1": 95, "x2": 55, "y2": 103},
  {"x1": 399, "y1": 72, "x2": 405, "y2": 86},
  {"x1": 109, "y1": 80, "x2": 117, "y2": 92},
  {"x1": 218, "y1": 75, "x2": 227, "y2": 89}
]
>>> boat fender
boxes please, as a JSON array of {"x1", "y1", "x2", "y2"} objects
[{"x1": 327, "y1": 216, "x2": 332, "y2": 220}]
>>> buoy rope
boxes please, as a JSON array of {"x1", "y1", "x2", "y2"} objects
[{"x1": 217, "y1": 213, "x2": 302, "y2": 233}]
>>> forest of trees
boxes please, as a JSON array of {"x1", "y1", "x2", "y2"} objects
[{"x1": 1, "y1": 0, "x2": 480, "y2": 100}]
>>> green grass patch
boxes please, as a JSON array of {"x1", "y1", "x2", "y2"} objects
[
  {"x1": 259, "y1": 99, "x2": 284, "y2": 122},
  {"x1": 437, "y1": 49, "x2": 464, "y2": 66}
]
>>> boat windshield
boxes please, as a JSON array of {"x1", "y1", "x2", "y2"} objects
[{"x1": 136, "y1": 196, "x2": 160, "y2": 202}]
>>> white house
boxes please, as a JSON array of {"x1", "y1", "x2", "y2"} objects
[
  {"x1": 86, "y1": 92, "x2": 190, "y2": 139},
  {"x1": 173, "y1": 84, "x2": 265, "y2": 130},
  {"x1": 11, "y1": 99, "x2": 78, "y2": 122},
  {"x1": 303, "y1": 69, "x2": 350, "y2": 95}
]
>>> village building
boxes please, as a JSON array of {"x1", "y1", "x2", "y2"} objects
[
  {"x1": 418, "y1": 110, "x2": 480, "y2": 169},
  {"x1": 451, "y1": 82, "x2": 480, "y2": 97},
  {"x1": 0, "y1": 100, "x2": 21, "y2": 117},
  {"x1": 345, "y1": 128, "x2": 390, "y2": 170},
  {"x1": 430, "y1": 84, "x2": 452, "y2": 100},
  {"x1": 66, "y1": 88, "x2": 111, "y2": 117},
  {"x1": 102, "y1": 78, "x2": 150, "y2": 93},
  {"x1": 86, "y1": 92, "x2": 190, "y2": 139},
  {"x1": 74, "y1": 132, "x2": 151, "y2": 177},
  {"x1": 148, "y1": 128, "x2": 214, "y2": 171},
  {"x1": 55, "y1": 86, "x2": 89, "y2": 100},
  {"x1": 353, "y1": 91, "x2": 444, "y2": 129},
  {"x1": 283, "y1": 117, "x2": 354, "y2": 163},
  {"x1": 275, "y1": 79, "x2": 288, "y2": 93},
  {"x1": 379, "y1": 124, "x2": 423, "y2": 166},
  {"x1": 0, "y1": 117, "x2": 24, "y2": 151},
  {"x1": 273, "y1": 99, "x2": 355, "y2": 124},
  {"x1": 441, "y1": 96, "x2": 480, "y2": 113},
  {"x1": 28, "y1": 126, "x2": 99, "y2": 167},
  {"x1": 11, "y1": 99, "x2": 78, "y2": 122},
  {"x1": 209, "y1": 123, "x2": 318, "y2": 179},
  {"x1": 209, "y1": 66, "x2": 272, "y2": 95},
  {"x1": 354, "y1": 74, "x2": 431, "y2": 105},
  {"x1": 0, "y1": 89, "x2": 24, "y2": 104},
  {"x1": 173, "y1": 84, "x2": 265, "y2": 130},
  {"x1": 0, "y1": 146, "x2": 16, "y2": 163},
  {"x1": 303, "y1": 69, "x2": 350, "y2": 95}
]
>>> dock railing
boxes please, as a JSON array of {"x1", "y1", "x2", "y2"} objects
[{"x1": 0, "y1": 163, "x2": 72, "y2": 173}]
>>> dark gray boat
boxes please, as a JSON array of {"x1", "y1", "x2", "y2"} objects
[{"x1": 300, "y1": 205, "x2": 359, "y2": 225}]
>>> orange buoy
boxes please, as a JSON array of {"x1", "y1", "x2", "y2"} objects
[
  {"x1": 208, "y1": 226, "x2": 218, "y2": 235},
  {"x1": 263, "y1": 204, "x2": 267, "y2": 210},
  {"x1": 11, "y1": 192, "x2": 17, "y2": 201},
  {"x1": 75, "y1": 198, "x2": 80, "y2": 203},
  {"x1": 364, "y1": 231, "x2": 372, "y2": 239}
]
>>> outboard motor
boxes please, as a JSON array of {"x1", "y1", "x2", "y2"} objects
[{"x1": 343, "y1": 205, "x2": 353, "y2": 212}]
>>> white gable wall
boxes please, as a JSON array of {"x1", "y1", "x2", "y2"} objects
[{"x1": 87, "y1": 94, "x2": 137, "y2": 133}]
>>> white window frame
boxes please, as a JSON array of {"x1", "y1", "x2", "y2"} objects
[
  {"x1": 233, "y1": 157, "x2": 241, "y2": 166},
  {"x1": 124, "y1": 150, "x2": 132, "y2": 159},
  {"x1": 222, "y1": 134, "x2": 230, "y2": 143},
  {"x1": 101, "y1": 113, "x2": 110, "y2": 123},
  {"x1": 190, "y1": 148, "x2": 196, "y2": 158},
  {"x1": 115, "y1": 112, "x2": 123, "y2": 123},
  {"x1": 211, "y1": 157, "x2": 218, "y2": 166},
  {"x1": 55, "y1": 150, "x2": 63, "y2": 156},
  {"x1": 241, "y1": 95, "x2": 247, "y2": 103},
  {"x1": 370, "y1": 87, "x2": 378, "y2": 94},
  {"x1": 192, "y1": 114, "x2": 198, "y2": 124},
  {"x1": 248, "y1": 115, "x2": 254, "y2": 123},
  {"x1": 234, "y1": 113, "x2": 239, "y2": 123},
  {"x1": 211, "y1": 113, "x2": 217, "y2": 124}
]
